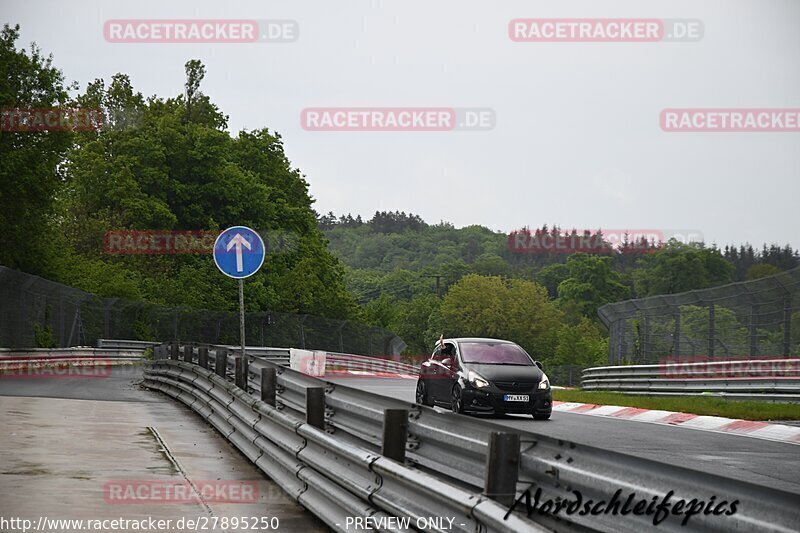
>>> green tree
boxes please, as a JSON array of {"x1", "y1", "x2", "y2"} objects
[
  {"x1": 633, "y1": 241, "x2": 733, "y2": 297},
  {"x1": 363, "y1": 294, "x2": 400, "y2": 329},
  {"x1": 557, "y1": 254, "x2": 630, "y2": 318},
  {"x1": 553, "y1": 317, "x2": 608, "y2": 367},
  {"x1": 393, "y1": 294, "x2": 441, "y2": 356},
  {"x1": 472, "y1": 253, "x2": 510, "y2": 277},
  {"x1": 745, "y1": 263, "x2": 782, "y2": 280},
  {"x1": 0, "y1": 24, "x2": 75, "y2": 276},
  {"x1": 430, "y1": 275, "x2": 563, "y2": 361},
  {"x1": 535, "y1": 263, "x2": 570, "y2": 299},
  {"x1": 678, "y1": 305, "x2": 748, "y2": 356},
  {"x1": 792, "y1": 312, "x2": 800, "y2": 356},
  {"x1": 57, "y1": 60, "x2": 357, "y2": 319}
]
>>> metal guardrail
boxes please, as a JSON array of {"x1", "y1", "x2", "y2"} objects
[
  {"x1": 0, "y1": 347, "x2": 145, "y2": 359},
  {"x1": 97, "y1": 338, "x2": 160, "y2": 350},
  {"x1": 0, "y1": 350, "x2": 142, "y2": 375},
  {"x1": 582, "y1": 359, "x2": 800, "y2": 401},
  {"x1": 216, "y1": 345, "x2": 291, "y2": 365},
  {"x1": 143, "y1": 353, "x2": 545, "y2": 533},
  {"x1": 325, "y1": 352, "x2": 419, "y2": 376},
  {"x1": 145, "y1": 342, "x2": 800, "y2": 533}
]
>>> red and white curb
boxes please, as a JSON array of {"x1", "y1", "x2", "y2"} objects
[{"x1": 553, "y1": 401, "x2": 800, "y2": 445}]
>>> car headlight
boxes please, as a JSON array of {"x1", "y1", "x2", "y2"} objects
[
  {"x1": 468, "y1": 371, "x2": 489, "y2": 389},
  {"x1": 538, "y1": 373, "x2": 550, "y2": 390}
]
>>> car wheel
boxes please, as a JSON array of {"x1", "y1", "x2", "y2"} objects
[
  {"x1": 451, "y1": 386, "x2": 464, "y2": 414},
  {"x1": 533, "y1": 413, "x2": 551, "y2": 420},
  {"x1": 416, "y1": 380, "x2": 432, "y2": 406}
]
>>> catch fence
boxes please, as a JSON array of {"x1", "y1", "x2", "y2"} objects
[
  {"x1": 598, "y1": 267, "x2": 800, "y2": 364},
  {"x1": 0, "y1": 266, "x2": 405, "y2": 355}
]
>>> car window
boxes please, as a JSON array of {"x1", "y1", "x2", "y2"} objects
[
  {"x1": 431, "y1": 345, "x2": 442, "y2": 361},
  {"x1": 441, "y1": 343, "x2": 458, "y2": 366},
  {"x1": 441, "y1": 342, "x2": 456, "y2": 359},
  {"x1": 460, "y1": 342, "x2": 533, "y2": 365}
]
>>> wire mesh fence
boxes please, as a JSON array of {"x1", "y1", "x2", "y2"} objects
[
  {"x1": 0, "y1": 266, "x2": 406, "y2": 355},
  {"x1": 544, "y1": 365, "x2": 585, "y2": 388},
  {"x1": 598, "y1": 267, "x2": 800, "y2": 364}
]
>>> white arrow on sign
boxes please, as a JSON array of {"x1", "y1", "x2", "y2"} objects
[{"x1": 226, "y1": 233, "x2": 252, "y2": 272}]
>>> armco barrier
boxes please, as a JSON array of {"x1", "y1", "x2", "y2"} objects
[
  {"x1": 0, "y1": 347, "x2": 143, "y2": 375},
  {"x1": 582, "y1": 359, "x2": 800, "y2": 402},
  {"x1": 0, "y1": 347, "x2": 145, "y2": 359},
  {"x1": 97, "y1": 338, "x2": 160, "y2": 350},
  {"x1": 143, "y1": 356, "x2": 545, "y2": 533},
  {"x1": 325, "y1": 352, "x2": 419, "y2": 377},
  {"x1": 143, "y1": 342, "x2": 800, "y2": 533}
]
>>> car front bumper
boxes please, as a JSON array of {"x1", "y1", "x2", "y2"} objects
[{"x1": 461, "y1": 386, "x2": 552, "y2": 416}]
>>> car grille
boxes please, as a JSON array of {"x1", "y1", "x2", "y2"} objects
[{"x1": 494, "y1": 381, "x2": 536, "y2": 392}]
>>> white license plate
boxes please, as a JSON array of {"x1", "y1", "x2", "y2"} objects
[{"x1": 504, "y1": 394, "x2": 529, "y2": 402}]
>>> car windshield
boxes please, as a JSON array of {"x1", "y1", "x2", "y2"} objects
[{"x1": 459, "y1": 342, "x2": 533, "y2": 365}]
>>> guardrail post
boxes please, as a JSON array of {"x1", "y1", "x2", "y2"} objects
[
  {"x1": 215, "y1": 348, "x2": 227, "y2": 378},
  {"x1": 235, "y1": 356, "x2": 248, "y2": 389},
  {"x1": 306, "y1": 387, "x2": 325, "y2": 429},
  {"x1": 183, "y1": 344, "x2": 193, "y2": 364},
  {"x1": 381, "y1": 409, "x2": 408, "y2": 462},
  {"x1": 261, "y1": 367, "x2": 276, "y2": 406},
  {"x1": 197, "y1": 346, "x2": 208, "y2": 369},
  {"x1": 170, "y1": 341, "x2": 179, "y2": 360},
  {"x1": 484, "y1": 431, "x2": 520, "y2": 507}
]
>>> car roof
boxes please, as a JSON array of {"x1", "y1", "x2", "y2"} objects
[{"x1": 440, "y1": 337, "x2": 517, "y2": 345}]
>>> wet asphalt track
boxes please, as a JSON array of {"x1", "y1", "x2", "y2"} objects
[
  {"x1": 3, "y1": 366, "x2": 796, "y2": 495},
  {"x1": 0, "y1": 365, "x2": 328, "y2": 532},
  {"x1": 326, "y1": 376, "x2": 800, "y2": 495}
]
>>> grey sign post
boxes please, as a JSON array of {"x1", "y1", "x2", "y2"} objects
[{"x1": 212, "y1": 226, "x2": 266, "y2": 361}]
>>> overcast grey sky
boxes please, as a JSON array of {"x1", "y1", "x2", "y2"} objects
[{"x1": 6, "y1": 0, "x2": 800, "y2": 248}]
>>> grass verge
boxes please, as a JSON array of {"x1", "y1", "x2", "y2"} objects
[{"x1": 552, "y1": 389, "x2": 800, "y2": 421}]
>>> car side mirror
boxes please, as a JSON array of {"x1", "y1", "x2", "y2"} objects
[{"x1": 535, "y1": 361, "x2": 543, "y2": 370}]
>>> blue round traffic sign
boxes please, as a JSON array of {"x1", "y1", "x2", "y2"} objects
[{"x1": 213, "y1": 226, "x2": 266, "y2": 279}]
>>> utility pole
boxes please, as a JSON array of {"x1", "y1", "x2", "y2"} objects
[{"x1": 425, "y1": 274, "x2": 443, "y2": 298}]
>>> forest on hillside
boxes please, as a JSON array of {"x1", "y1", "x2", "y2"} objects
[
  {"x1": 320, "y1": 210, "x2": 798, "y2": 302},
  {"x1": 319, "y1": 210, "x2": 800, "y2": 366}
]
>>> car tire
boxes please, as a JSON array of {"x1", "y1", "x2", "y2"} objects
[
  {"x1": 533, "y1": 413, "x2": 551, "y2": 420},
  {"x1": 451, "y1": 386, "x2": 464, "y2": 414},
  {"x1": 416, "y1": 380, "x2": 432, "y2": 406}
]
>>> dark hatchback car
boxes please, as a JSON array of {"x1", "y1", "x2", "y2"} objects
[{"x1": 415, "y1": 338, "x2": 552, "y2": 419}]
